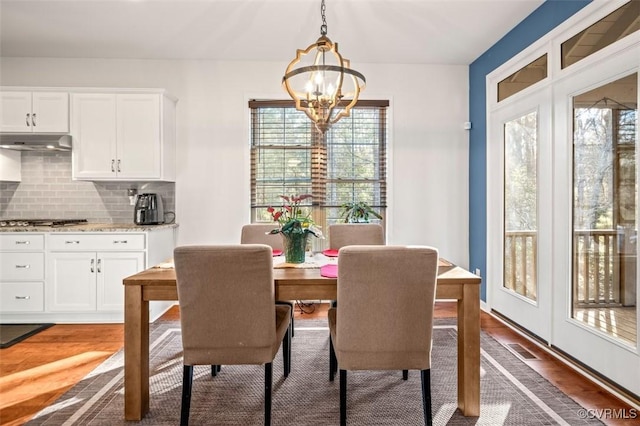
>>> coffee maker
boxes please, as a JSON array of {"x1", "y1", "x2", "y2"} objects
[{"x1": 134, "y1": 193, "x2": 165, "y2": 225}]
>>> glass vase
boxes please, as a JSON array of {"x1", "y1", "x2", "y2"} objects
[{"x1": 282, "y1": 232, "x2": 308, "y2": 264}]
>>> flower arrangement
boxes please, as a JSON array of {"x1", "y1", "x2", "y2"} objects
[
  {"x1": 267, "y1": 194, "x2": 322, "y2": 263},
  {"x1": 267, "y1": 194, "x2": 322, "y2": 237}
]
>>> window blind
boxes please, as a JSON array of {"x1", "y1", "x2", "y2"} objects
[{"x1": 249, "y1": 99, "x2": 388, "y2": 243}]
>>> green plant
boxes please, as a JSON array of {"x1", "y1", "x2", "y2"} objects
[{"x1": 339, "y1": 201, "x2": 383, "y2": 223}]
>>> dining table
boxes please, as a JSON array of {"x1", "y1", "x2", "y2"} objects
[{"x1": 122, "y1": 255, "x2": 482, "y2": 420}]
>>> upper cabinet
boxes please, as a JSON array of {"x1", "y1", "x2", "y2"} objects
[
  {"x1": 71, "y1": 91, "x2": 176, "y2": 181},
  {"x1": 0, "y1": 91, "x2": 69, "y2": 133}
]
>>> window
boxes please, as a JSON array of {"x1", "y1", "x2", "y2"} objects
[
  {"x1": 497, "y1": 54, "x2": 547, "y2": 102},
  {"x1": 561, "y1": 0, "x2": 640, "y2": 69},
  {"x1": 249, "y1": 100, "x2": 388, "y2": 249}
]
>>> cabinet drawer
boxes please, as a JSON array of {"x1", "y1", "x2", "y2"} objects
[
  {"x1": 0, "y1": 253, "x2": 44, "y2": 280},
  {"x1": 49, "y1": 234, "x2": 145, "y2": 251},
  {"x1": 0, "y1": 234, "x2": 45, "y2": 250},
  {"x1": 0, "y1": 282, "x2": 44, "y2": 312}
]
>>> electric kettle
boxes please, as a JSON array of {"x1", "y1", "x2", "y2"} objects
[{"x1": 134, "y1": 193, "x2": 165, "y2": 225}]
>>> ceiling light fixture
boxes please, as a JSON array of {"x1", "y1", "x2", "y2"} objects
[{"x1": 282, "y1": 0, "x2": 366, "y2": 134}]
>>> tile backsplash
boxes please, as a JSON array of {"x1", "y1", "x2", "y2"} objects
[{"x1": 0, "y1": 151, "x2": 175, "y2": 223}]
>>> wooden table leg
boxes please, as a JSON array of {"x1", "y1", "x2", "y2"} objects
[
  {"x1": 457, "y1": 283, "x2": 481, "y2": 416},
  {"x1": 124, "y1": 285, "x2": 150, "y2": 420}
]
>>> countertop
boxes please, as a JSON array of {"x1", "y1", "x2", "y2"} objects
[{"x1": 0, "y1": 223, "x2": 179, "y2": 233}]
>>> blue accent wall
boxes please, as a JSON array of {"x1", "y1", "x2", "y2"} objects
[{"x1": 468, "y1": 0, "x2": 591, "y2": 301}]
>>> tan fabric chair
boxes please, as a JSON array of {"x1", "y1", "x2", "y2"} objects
[
  {"x1": 174, "y1": 245, "x2": 291, "y2": 426},
  {"x1": 327, "y1": 223, "x2": 385, "y2": 249},
  {"x1": 328, "y1": 245, "x2": 439, "y2": 426},
  {"x1": 241, "y1": 223, "x2": 284, "y2": 251},
  {"x1": 241, "y1": 223, "x2": 295, "y2": 337}
]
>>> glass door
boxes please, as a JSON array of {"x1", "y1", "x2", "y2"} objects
[
  {"x1": 552, "y1": 54, "x2": 639, "y2": 395},
  {"x1": 488, "y1": 88, "x2": 552, "y2": 341}
]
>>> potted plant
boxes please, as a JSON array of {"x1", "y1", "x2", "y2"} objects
[
  {"x1": 339, "y1": 201, "x2": 383, "y2": 223},
  {"x1": 267, "y1": 194, "x2": 322, "y2": 263}
]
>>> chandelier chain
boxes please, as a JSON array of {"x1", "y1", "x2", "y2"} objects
[{"x1": 320, "y1": 0, "x2": 327, "y2": 36}]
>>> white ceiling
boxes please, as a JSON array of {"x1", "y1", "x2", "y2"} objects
[{"x1": 0, "y1": 0, "x2": 544, "y2": 65}]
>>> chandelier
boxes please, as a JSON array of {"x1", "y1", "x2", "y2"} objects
[{"x1": 282, "y1": 0, "x2": 366, "y2": 133}]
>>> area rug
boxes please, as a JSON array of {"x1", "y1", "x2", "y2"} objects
[
  {"x1": 27, "y1": 318, "x2": 602, "y2": 425},
  {"x1": 0, "y1": 324, "x2": 54, "y2": 349}
]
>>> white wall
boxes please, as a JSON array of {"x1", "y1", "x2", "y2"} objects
[{"x1": 1, "y1": 57, "x2": 470, "y2": 266}]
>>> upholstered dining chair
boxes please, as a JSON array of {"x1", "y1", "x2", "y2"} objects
[
  {"x1": 328, "y1": 245, "x2": 439, "y2": 426},
  {"x1": 240, "y1": 223, "x2": 295, "y2": 337},
  {"x1": 173, "y1": 245, "x2": 292, "y2": 426},
  {"x1": 241, "y1": 223, "x2": 284, "y2": 251},
  {"x1": 327, "y1": 223, "x2": 385, "y2": 250}
]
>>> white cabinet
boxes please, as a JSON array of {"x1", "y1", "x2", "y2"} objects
[
  {"x1": 0, "y1": 234, "x2": 45, "y2": 312},
  {"x1": 71, "y1": 92, "x2": 176, "y2": 181},
  {"x1": 0, "y1": 91, "x2": 69, "y2": 133},
  {"x1": 48, "y1": 250, "x2": 144, "y2": 312},
  {"x1": 0, "y1": 149, "x2": 21, "y2": 181},
  {"x1": 47, "y1": 234, "x2": 145, "y2": 313}
]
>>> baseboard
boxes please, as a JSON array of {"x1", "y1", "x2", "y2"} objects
[{"x1": 487, "y1": 309, "x2": 640, "y2": 410}]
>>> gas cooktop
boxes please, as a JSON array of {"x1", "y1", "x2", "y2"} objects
[{"x1": 0, "y1": 219, "x2": 88, "y2": 227}]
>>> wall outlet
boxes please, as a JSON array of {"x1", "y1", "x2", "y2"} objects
[{"x1": 474, "y1": 268, "x2": 481, "y2": 276}]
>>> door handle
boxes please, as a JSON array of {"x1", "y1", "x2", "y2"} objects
[
  {"x1": 117, "y1": 159, "x2": 121, "y2": 172},
  {"x1": 113, "y1": 240, "x2": 128, "y2": 244},
  {"x1": 90, "y1": 258, "x2": 95, "y2": 273},
  {"x1": 111, "y1": 159, "x2": 115, "y2": 172},
  {"x1": 15, "y1": 264, "x2": 30, "y2": 269},
  {"x1": 15, "y1": 296, "x2": 31, "y2": 300},
  {"x1": 26, "y1": 113, "x2": 31, "y2": 127},
  {"x1": 15, "y1": 240, "x2": 30, "y2": 245},
  {"x1": 97, "y1": 258, "x2": 102, "y2": 273},
  {"x1": 31, "y1": 113, "x2": 36, "y2": 127},
  {"x1": 65, "y1": 240, "x2": 80, "y2": 244}
]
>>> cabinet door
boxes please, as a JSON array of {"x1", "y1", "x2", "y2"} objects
[
  {"x1": 0, "y1": 91, "x2": 31, "y2": 132},
  {"x1": 96, "y1": 251, "x2": 144, "y2": 311},
  {"x1": 72, "y1": 93, "x2": 118, "y2": 179},
  {"x1": 48, "y1": 252, "x2": 97, "y2": 311},
  {"x1": 117, "y1": 94, "x2": 161, "y2": 179},
  {"x1": 32, "y1": 92, "x2": 69, "y2": 133}
]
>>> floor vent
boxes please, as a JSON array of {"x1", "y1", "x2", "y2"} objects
[{"x1": 505, "y1": 343, "x2": 538, "y2": 360}]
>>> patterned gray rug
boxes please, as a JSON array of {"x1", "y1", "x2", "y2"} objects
[{"x1": 27, "y1": 318, "x2": 601, "y2": 425}]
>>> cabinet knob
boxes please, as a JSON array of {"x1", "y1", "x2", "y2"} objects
[
  {"x1": 15, "y1": 240, "x2": 30, "y2": 245},
  {"x1": 65, "y1": 240, "x2": 80, "y2": 244},
  {"x1": 26, "y1": 113, "x2": 31, "y2": 127},
  {"x1": 90, "y1": 258, "x2": 95, "y2": 273},
  {"x1": 113, "y1": 240, "x2": 128, "y2": 244},
  {"x1": 15, "y1": 296, "x2": 31, "y2": 300},
  {"x1": 111, "y1": 159, "x2": 115, "y2": 172},
  {"x1": 31, "y1": 113, "x2": 37, "y2": 127},
  {"x1": 117, "y1": 159, "x2": 121, "y2": 172},
  {"x1": 15, "y1": 264, "x2": 30, "y2": 269}
]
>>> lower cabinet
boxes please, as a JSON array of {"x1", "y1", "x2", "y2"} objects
[
  {"x1": 0, "y1": 227, "x2": 175, "y2": 323},
  {"x1": 48, "y1": 251, "x2": 144, "y2": 312}
]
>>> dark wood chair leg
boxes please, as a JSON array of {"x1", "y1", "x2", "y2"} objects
[
  {"x1": 283, "y1": 326, "x2": 291, "y2": 377},
  {"x1": 329, "y1": 336, "x2": 337, "y2": 381},
  {"x1": 181, "y1": 365, "x2": 193, "y2": 426},
  {"x1": 339, "y1": 369, "x2": 347, "y2": 426},
  {"x1": 265, "y1": 362, "x2": 273, "y2": 426},
  {"x1": 402, "y1": 370, "x2": 408, "y2": 380},
  {"x1": 421, "y1": 369, "x2": 432, "y2": 426}
]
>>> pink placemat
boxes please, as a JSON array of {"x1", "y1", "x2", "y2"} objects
[
  {"x1": 272, "y1": 249, "x2": 283, "y2": 257},
  {"x1": 320, "y1": 264, "x2": 338, "y2": 278},
  {"x1": 322, "y1": 249, "x2": 339, "y2": 257}
]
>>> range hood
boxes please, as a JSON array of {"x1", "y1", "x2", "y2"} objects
[{"x1": 0, "y1": 134, "x2": 72, "y2": 151}]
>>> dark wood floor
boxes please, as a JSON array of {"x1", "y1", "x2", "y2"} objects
[{"x1": 0, "y1": 302, "x2": 637, "y2": 425}]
